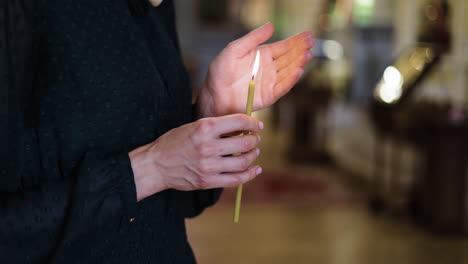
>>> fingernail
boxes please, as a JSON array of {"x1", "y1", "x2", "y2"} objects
[
  {"x1": 259, "y1": 121, "x2": 264, "y2": 130},
  {"x1": 256, "y1": 148, "x2": 260, "y2": 156},
  {"x1": 257, "y1": 135, "x2": 261, "y2": 143},
  {"x1": 255, "y1": 167, "x2": 263, "y2": 175},
  {"x1": 297, "y1": 68, "x2": 305, "y2": 76},
  {"x1": 305, "y1": 37, "x2": 314, "y2": 46},
  {"x1": 306, "y1": 51, "x2": 312, "y2": 60}
]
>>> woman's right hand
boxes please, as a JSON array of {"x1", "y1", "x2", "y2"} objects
[{"x1": 129, "y1": 114, "x2": 264, "y2": 201}]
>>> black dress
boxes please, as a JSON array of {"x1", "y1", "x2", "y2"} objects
[{"x1": 1, "y1": 0, "x2": 221, "y2": 263}]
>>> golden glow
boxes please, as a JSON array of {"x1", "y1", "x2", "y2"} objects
[
  {"x1": 409, "y1": 53, "x2": 423, "y2": 71},
  {"x1": 374, "y1": 46, "x2": 437, "y2": 105},
  {"x1": 252, "y1": 50, "x2": 261, "y2": 79},
  {"x1": 323, "y1": 40, "x2": 344, "y2": 60},
  {"x1": 376, "y1": 66, "x2": 404, "y2": 104},
  {"x1": 425, "y1": 48, "x2": 434, "y2": 61}
]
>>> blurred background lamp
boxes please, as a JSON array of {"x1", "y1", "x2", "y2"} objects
[
  {"x1": 323, "y1": 40, "x2": 344, "y2": 60},
  {"x1": 376, "y1": 66, "x2": 404, "y2": 104},
  {"x1": 312, "y1": 39, "x2": 344, "y2": 61}
]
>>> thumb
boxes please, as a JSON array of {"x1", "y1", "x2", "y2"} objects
[{"x1": 228, "y1": 22, "x2": 274, "y2": 57}]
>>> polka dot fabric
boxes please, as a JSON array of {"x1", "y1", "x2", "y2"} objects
[{"x1": 1, "y1": 0, "x2": 221, "y2": 263}]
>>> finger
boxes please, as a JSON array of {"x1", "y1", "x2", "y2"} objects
[
  {"x1": 276, "y1": 50, "x2": 312, "y2": 80},
  {"x1": 217, "y1": 134, "x2": 261, "y2": 156},
  {"x1": 227, "y1": 22, "x2": 274, "y2": 57},
  {"x1": 274, "y1": 68, "x2": 305, "y2": 99},
  {"x1": 267, "y1": 31, "x2": 314, "y2": 59},
  {"x1": 219, "y1": 148, "x2": 260, "y2": 172},
  {"x1": 198, "y1": 147, "x2": 259, "y2": 173},
  {"x1": 275, "y1": 46, "x2": 313, "y2": 72},
  {"x1": 198, "y1": 114, "x2": 264, "y2": 138},
  {"x1": 203, "y1": 166, "x2": 263, "y2": 189}
]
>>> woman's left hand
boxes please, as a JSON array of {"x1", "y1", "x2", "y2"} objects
[{"x1": 197, "y1": 23, "x2": 314, "y2": 118}]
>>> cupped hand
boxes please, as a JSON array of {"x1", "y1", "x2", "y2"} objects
[
  {"x1": 197, "y1": 23, "x2": 314, "y2": 117},
  {"x1": 129, "y1": 114, "x2": 264, "y2": 201}
]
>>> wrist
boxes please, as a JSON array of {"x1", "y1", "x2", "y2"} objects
[
  {"x1": 129, "y1": 144, "x2": 167, "y2": 201},
  {"x1": 195, "y1": 80, "x2": 217, "y2": 118}
]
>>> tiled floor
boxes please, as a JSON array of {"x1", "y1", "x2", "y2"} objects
[{"x1": 186, "y1": 108, "x2": 468, "y2": 264}]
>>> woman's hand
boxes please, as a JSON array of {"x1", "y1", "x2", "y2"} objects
[
  {"x1": 197, "y1": 23, "x2": 314, "y2": 118},
  {"x1": 129, "y1": 114, "x2": 264, "y2": 201}
]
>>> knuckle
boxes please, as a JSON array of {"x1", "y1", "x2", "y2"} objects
[
  {"x1": 229, "y1": 175, "x2": 243, "y2": 187},
  {"x1": 197, "y1": 161, "x2": 213, "y2": 174},
  {"x1": 239, "y1": 156, "x2": 250, "y2": 170},
  {"x1": 196, "y1": 119, "x2": 215, "y2": 135},
  {"x1": 241, "y1": 137, "x2": 255, "y2": 150},
  {"x1": 197, "y1": 143, "x2": 214, "y2": 158},
  {"x1": 226, "y1": 41, "x2": 236, "y2": 50},
  {"x1": 236, "y1": 175, "x2": 245, "y2": 185},
  {"x1": 194, "y1": 138, "x2": 215, "y2": 157},
  {"x1": 234, "y1": 114, "x2": 249, "y2": 127},
  {"x1": 241, "y1": 138, "x2": 249, "y2": 149},
  {"x1": 188, "y1": 133, "x2": 198, "y2": 145}
]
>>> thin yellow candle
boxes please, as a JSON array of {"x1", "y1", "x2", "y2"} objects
[{"x1": 234, "y1": 50, "x2": 260, "y2": 223}]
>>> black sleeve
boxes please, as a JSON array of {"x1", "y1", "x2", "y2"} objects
[
  {"x1": 1, "y1": 1, "x2": 137, "y2": 261},
  {"x1": 181, "y1": 188, "x2": 223, "y2": 218},
  {"x1": 0, "y1": 153, "x2": 138, "y2": 261}
]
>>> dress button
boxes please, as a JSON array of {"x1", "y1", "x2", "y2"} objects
[{"x1": 129, "y1": 217, "x2": 136, "y2": 223}]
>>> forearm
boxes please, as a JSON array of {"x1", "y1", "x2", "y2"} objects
[{"x1": 128, "y1": 143, "x2": 167, "y2": 202}]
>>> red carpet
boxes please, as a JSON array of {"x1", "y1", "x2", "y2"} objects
[{"x1": 218, "y1": 166, "x2": 357, "y2": 205}]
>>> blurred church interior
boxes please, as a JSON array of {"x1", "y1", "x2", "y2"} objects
[{"x1": 173, "y1": 0, "x2": 468, "y2": 263}]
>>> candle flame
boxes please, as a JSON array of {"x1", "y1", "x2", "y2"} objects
[{"x1": 251, "y1": 50, "x2": 260, "y2": 80}]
